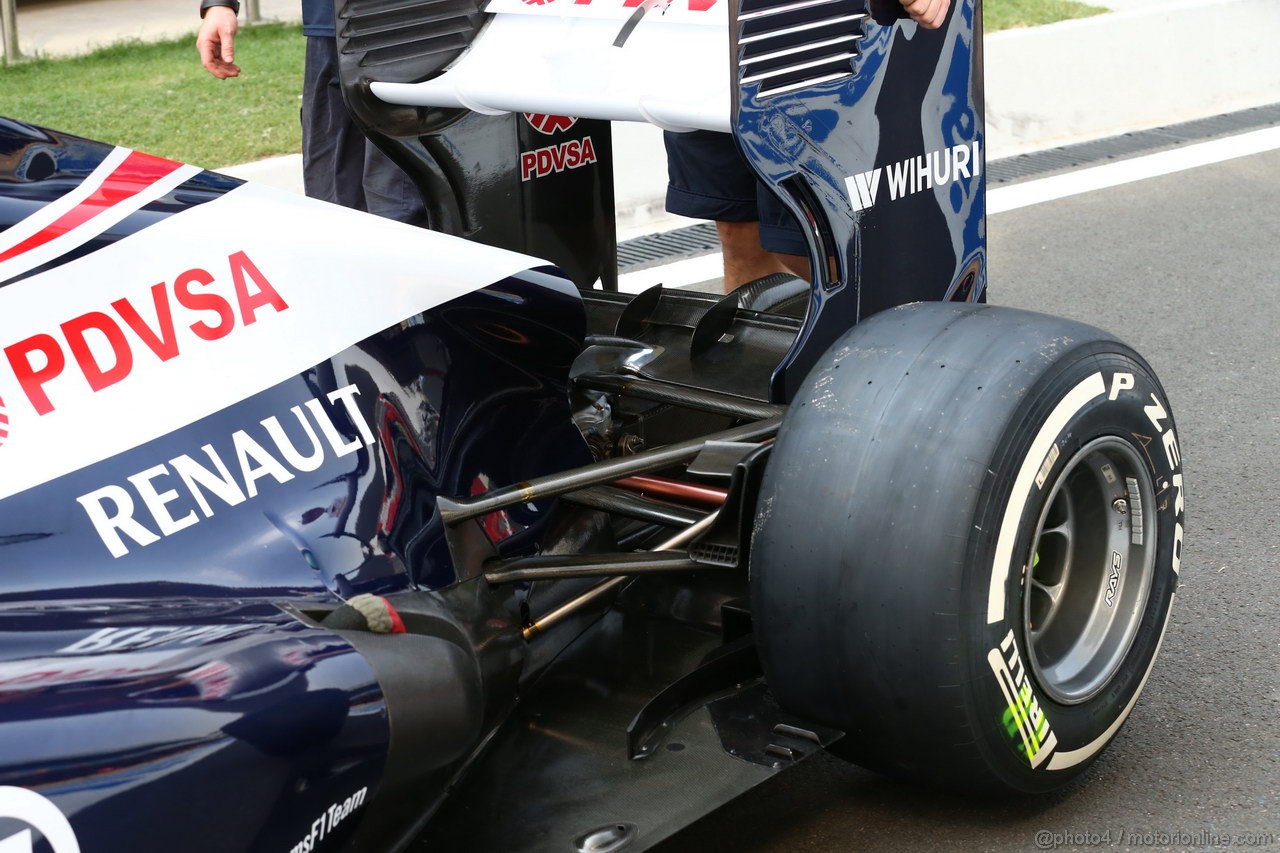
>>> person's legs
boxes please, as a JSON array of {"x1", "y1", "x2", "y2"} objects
[
  {"x1": 361, "y1": 141, "x2": 429, "y2": 226},
  {"x1": 716, "y1": 220, "x2": 792, "y2": 290},
  {"x1": 665, "y1": 130, "x2": 807, "y2": 292},
  {"x1": 303, "y1": 35, "x2": 427, "y2": 225},
  {"x1": 756, "y1": 185, "x2": 811, "y2": 283},
  {"x1": 301, "y1": 36, "x2": 367, "y2": 210}
]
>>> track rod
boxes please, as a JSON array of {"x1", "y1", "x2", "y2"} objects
[
  {"x1": 519, "y1": 511, "x2": 720, "y2": 639},
  {"x1": 437, "y1": 416, "x2": 780, "y2": 526}
]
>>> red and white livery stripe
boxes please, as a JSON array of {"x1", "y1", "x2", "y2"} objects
[{"x1": 0, "y1": 147, "x2": 202, "y2": 283}]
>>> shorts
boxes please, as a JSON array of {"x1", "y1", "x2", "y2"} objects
[{"x1": 663, "y1": 129, "x2": 808, "y2": 257}]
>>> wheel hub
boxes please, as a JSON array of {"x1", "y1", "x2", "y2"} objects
[{"x1": 1023, "y1": 436, "x2": 1157, "y2": 705}]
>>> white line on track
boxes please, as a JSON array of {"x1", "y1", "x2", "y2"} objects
[
  {"x1": 618, "y1": 125, "x2": 1280, "y2": 291},
  {"x1": 987, "y1": 125, "x2": 1280, "y2": 214}
]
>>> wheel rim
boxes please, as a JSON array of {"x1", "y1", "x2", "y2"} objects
[{"x1": 1022, "y1": 436, "x2": 1157, "y2": 705}]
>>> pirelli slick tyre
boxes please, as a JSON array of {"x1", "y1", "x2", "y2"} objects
[{"x1": 750, "y1": 302, "x2": 1184, "y2": 793}]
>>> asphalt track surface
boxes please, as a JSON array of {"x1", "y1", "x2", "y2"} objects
[{"x1": 657, "y1": 145, "x2": 1280, "y2": 852}]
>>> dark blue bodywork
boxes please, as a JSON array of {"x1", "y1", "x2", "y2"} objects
[
  {"x1": 0, "y1": 0, "x2": 986, "y2": 848},
  {"x1": 735, "y1": 0, "x2": 985, "y2": 398},
  {"x1": 0, "y1": 602, "x2": 387, "y2": 852},
  {"x1": 0, "y1": 121, "x2": 592, "y2": 851}
]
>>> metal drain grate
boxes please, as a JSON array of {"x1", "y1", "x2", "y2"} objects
[
  {"x1": 618, "y1": 222, "x2": 721, "y2": 271},
  {"x1": 988, "y1": 102, "x2": 1280, "y2": 185}
]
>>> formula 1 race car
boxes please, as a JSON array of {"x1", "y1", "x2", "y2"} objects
[{"x1": 0, "y1": 0, "x2": 1184, "y2": 849}]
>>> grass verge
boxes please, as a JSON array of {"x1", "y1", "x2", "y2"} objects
[
  {"x1": 0, "y1": 23, "x2": 304, "y2": 168},
  {"x1": 986, "y1": 0, "x2": 1107, "y2": 31},
  {"x1": 0, "y1": 0, "x2": 1107, "y2": 169}
]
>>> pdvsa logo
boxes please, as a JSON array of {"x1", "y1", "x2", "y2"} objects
[
  {"x1": 520, "y1": 113, "x2": 596, "y2": 181},
  {"x1": 520, "y1": 112, "x2": 595, "y2": 181},
  {"x1": 2, "y1": 250, "x2": 288, "y2": 418},
  {"x1": 523, "y1": 113, "x2": 577, "y2": 135},
  {"x1": 520, "y1": 137, "x2": 598, "y2": 182},
  {"x1": 0, "y1": 787, "x2": 81, "y2": 853}
]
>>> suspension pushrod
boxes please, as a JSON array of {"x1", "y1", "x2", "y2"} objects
[
  {"x1": 577, "y1": 373, "x2": 785, "y2": 422},
  {"x1": 437, "y1": 416, "x2": 780, "y2": 526},
  {"x1": 614, "y1": 475, "x2": 728, "y2": 508}
]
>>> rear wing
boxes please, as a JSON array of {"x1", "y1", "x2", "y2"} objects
[
  {"x1": 336, "y1": 0, "x2": 985, "y2": 400},
  {"x1": 368, "y1": 0, "x2": 733, "y2": 132}
]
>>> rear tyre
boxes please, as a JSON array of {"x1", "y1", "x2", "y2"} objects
[{"x1": 750, "y1": 303, "x2": 1183, "y2": 793}]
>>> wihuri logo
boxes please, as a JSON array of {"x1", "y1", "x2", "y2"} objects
[{"x1": 845, "y1": 140, "x2": 982, "y2": 212}]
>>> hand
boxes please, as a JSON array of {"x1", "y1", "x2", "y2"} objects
[
  {"x1": 899, "y1": 0, "x2": 950, "y2": 29},
  {"x1": 197, "y1": 6, "x2": 241, "y2": 79}
]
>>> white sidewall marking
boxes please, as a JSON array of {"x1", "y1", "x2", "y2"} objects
[
  {"x1": 0, "y1": 787, "x2": 80, "y2": 853},
  {"x1": 986, "y1": 371, "x2": 1106, "y2": 624},
  {"x1": 1045, "y1": 595, "x2": 1176, "y2": 770}
]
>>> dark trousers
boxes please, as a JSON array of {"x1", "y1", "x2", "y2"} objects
[{"x1": 300, "y1": 36, "x2": 427, "y2": 225}]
